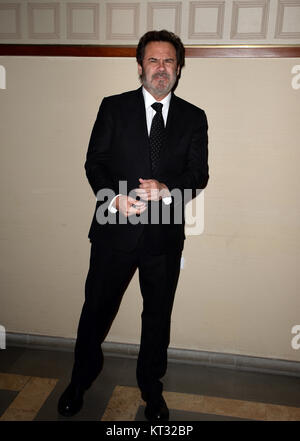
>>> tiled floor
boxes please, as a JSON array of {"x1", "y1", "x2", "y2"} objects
[{"x1": 1, "y1": 346, "x2": 300, "y2": 421}]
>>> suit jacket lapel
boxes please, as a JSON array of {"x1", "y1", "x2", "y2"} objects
[
  {"x1": 125, "y1": 87, "x2": 152, "y2": 177},
  {"x1": 126, "y1": 87, "x2": 148, "y2": 140}
]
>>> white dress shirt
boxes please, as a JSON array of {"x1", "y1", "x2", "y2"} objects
[
  {"x1": 143, "y1": 87, "x2": 171, "y2": 134},
  {"x1": 109, "y1": 87, "x2": 172, "y2": 213}
]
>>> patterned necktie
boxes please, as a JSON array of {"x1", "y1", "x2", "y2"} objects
[{"x1": 149, "y1": 102, "x2": 164, "y2": 173}]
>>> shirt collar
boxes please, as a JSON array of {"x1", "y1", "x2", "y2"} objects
[{"x1": 142, "y1": 87, "x2": 171, "y2": 110}]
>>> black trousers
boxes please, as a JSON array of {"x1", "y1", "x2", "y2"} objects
[{"x1": 71, "y1": 231, "x2": 182, "y2": 401}]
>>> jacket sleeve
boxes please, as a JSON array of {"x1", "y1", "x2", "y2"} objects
[
  {"x1": 84, "y1": 97, "x2": 116, "y2": 197},
  {"x1": 163, "y1": 109, "x2": 209, "y2": 195}
]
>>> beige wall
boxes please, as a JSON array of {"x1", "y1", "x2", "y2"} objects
[{"x1": 0, "y1": 56, "x2": 300, "y2": 362}]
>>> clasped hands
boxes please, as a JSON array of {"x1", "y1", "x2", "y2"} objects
[{"x1": 115, "y1": 178, "x2": 170, "y2": 217}]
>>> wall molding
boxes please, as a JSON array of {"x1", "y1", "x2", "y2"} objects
[
  {"x1": 0, "y1": 3, "x2": 21, "y2": 40},
  {"x1": 188, "y1": 1, "x2": 225, "y2": 40},
  {"x1": 27, "y1": 2, "x2": 60, "y2": 40},
  {"x1": 1, "y1": 44, "x2": 300, "y2": 57},
  {"x1": 1, "y1": 0, "x2": 299, "y2": 45},
  {"x1": 147, "y1": 2, "x2": 182, "y2": 36},
  {"x1": 66, "y1": 3, "x2": 100, "y2": 40},
  {"x1": 6, "y1": 332, "x2": 300, "y2": 378},
  {"x1": 106, "y1": 3, "x2": 140, "y2": 40},
  {"x1": 275, "y1": 0, "x2": 300, "y2": 39},
  {"x1": 230, "y1": 0, "x2": 270, "y2": 40}
]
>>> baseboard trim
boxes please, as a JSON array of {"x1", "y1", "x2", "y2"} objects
[{"x1": 6, "y1": 332, "x2": 300, "y2": 378}]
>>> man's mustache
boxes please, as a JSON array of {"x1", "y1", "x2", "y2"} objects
[{"x1": 152, "y1": 72, "x2": 170, "y2": 80}]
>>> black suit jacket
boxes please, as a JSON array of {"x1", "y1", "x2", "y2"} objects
[{"x1": 85, "y1": 87, "x2": 209, "y2": 254}]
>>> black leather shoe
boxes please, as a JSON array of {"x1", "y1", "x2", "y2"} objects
[
  {"x1": 144, "y1": 395, "x2": 169, "y2": 421},
  {"x1": 57, "y1": 382, "x2": 85, "y2": 417}
]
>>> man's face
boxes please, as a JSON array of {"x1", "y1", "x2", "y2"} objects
[{"x1": 138, "y1": 41, "x2": 180, "y2": 100}]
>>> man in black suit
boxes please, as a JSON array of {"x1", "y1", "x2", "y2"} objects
[{"x1": 58, "y1": 30, "x2": 209, "y2": 421}]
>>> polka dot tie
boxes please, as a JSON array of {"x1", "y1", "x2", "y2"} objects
[{"x1": 149, "y1": 102, "x2": 165, "y2": 173}]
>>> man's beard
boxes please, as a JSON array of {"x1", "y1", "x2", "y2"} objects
[{"x1": 141, "y1": 70, "x2": 177, "y2": 98}]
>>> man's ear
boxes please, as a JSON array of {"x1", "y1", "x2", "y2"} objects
[{"x1": 138, "y1": 63, "x2": 143, "y2": 77}]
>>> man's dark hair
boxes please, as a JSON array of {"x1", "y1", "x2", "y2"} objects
[{"x1": 136, "y1": 30, "x2": 185, "y2": 73}]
